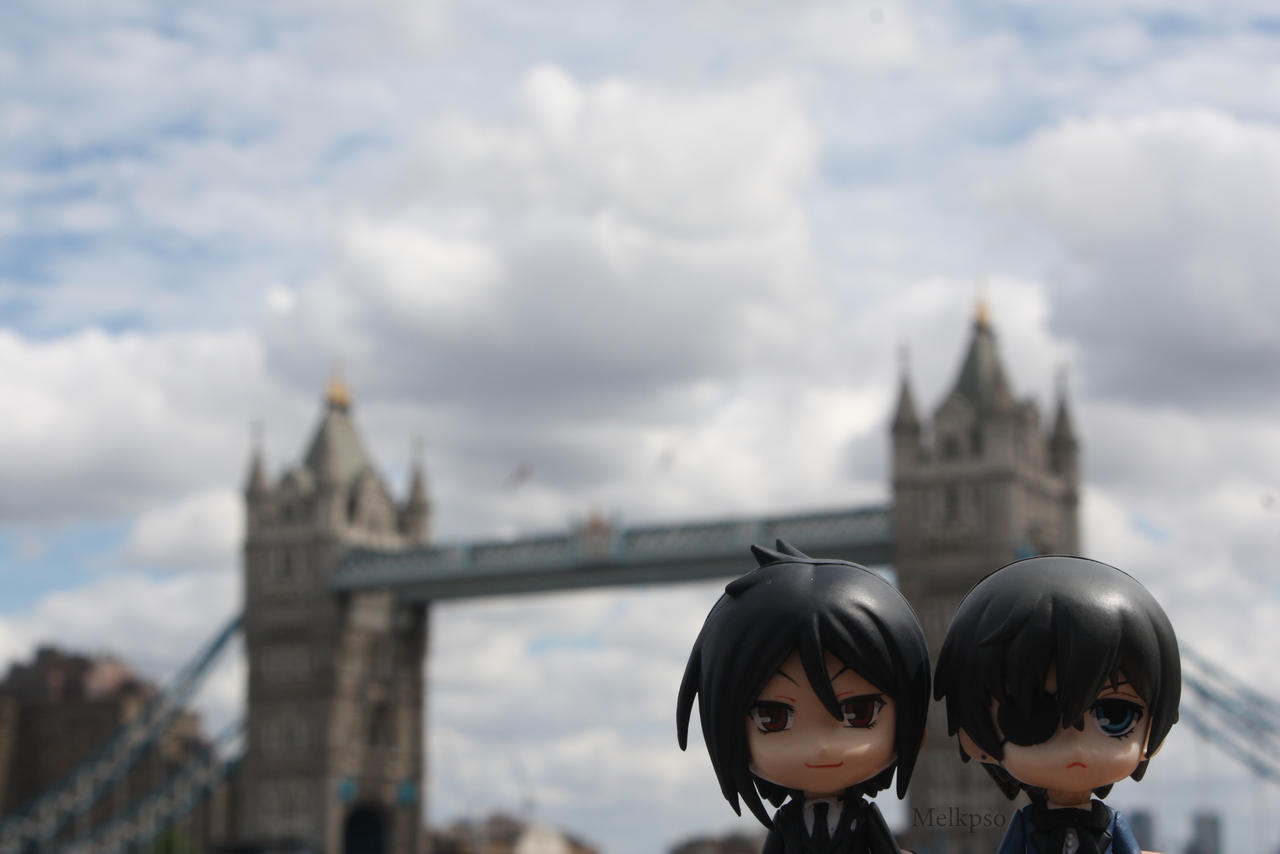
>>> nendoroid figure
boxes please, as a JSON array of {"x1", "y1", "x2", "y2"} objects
[
  {"x1": 934, "y1": 555, "x2": 1181, "y2": 854},
  {"x1": 677, "y1": 541, "x2": 930, "y2": 854}
]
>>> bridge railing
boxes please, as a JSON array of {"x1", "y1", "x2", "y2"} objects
[{"x1": 337, "y1": 505, "x2": 892, "y2": 590}]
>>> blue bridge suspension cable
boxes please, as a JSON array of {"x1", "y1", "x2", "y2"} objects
[{"x1": 0, "y1": 613, "x2": 243, "y2": 854}]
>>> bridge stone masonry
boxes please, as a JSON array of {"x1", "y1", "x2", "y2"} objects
[{"x1": 235, "y1": 304, "x2": 1079, "y2": 854}]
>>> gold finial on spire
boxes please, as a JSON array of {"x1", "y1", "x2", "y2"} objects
[
  {"x1": 326, "y1": 371, "x2": 351, "y2": 410},
  {"x1": 974, "y1": 274, "x2": 991, "y2": 327}
]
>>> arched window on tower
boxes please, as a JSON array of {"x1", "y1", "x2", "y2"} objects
[
  {"x1": 943, "y1": 486, "x2": 959, "y2": 521},
  {"x1": 367, "y1": 701, "x2": 395, "y2": 748}
]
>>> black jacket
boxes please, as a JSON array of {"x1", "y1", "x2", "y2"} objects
[{"x1": 761, "y1": 798, "x2": 899, "y2": 854}]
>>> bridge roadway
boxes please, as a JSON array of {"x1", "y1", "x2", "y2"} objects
[{"x1": 333, "y1": 504, "x2": 893, "y2": 601}]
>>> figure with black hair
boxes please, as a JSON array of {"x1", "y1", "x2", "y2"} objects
[
  {"x1": 677, "y1": 541, "x2": 931, "y2": 854},
  {"x1": 934, "y1": 555, "x2": 1181, "y2": 854}
]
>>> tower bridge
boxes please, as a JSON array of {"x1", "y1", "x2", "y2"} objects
[{"x1": 18, "y1": 307, "x2": 1269, "y2": 854}]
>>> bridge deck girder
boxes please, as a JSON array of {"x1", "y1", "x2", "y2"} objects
[{"x1": 333, "y1": 505, "x2": 893, "y2": 601}]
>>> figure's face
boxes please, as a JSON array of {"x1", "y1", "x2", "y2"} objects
[
  {"x1": 746, "y1": 650, "x2": 896, "y2": 799},
  {"x1": 997, "y1": 668, "x2": 1150, "y2": 798}
]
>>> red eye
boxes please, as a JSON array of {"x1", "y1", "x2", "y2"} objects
[
  {"x1": 749, "y1": 701, "x2": 794, "y2": 733},
  {"x1": 840, "y1": 695, "x2": 885, "y2": 728}
]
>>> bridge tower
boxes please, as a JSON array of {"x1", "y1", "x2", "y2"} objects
[
  {"x1": 240, "y1": 379, "x2": 431, "y2": 853},
  {"x1": 892, "y1": 303, "x2": 1079, "y2": 854}
]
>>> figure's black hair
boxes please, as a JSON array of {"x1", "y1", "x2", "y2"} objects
[
  {"x1": 676, "y1": 541, "x2": 930, "y2": 828},
  {"x1": 934, "y1": 555, "x2": 1181, "y2": 800}
]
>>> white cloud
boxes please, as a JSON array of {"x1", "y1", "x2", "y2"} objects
[
  {"x1": 416, "y1": 67, "x2": 819, "y2": 235},
  {"x1": 338, "y1": 214, "x2": 502, "y2": 326},
  {"x1": 251, "y1": 66, "x2": 853, "y2": 541},
  {"x1": 0, "y1": 569, "x2": 242, "y2": 729},
  {"x1": 1001, "y1": 110, "x2": 1280, "y2": 241},
  {"x1": 0, "y1": 327, "x2": 290, "y2": 522},
  {"x1": 994, "y1": 110, "x2": 1280, "y2": 413},
  {"x1": 796, "y1": 0, "x2": 923, "y2": 71},
  {"x1": 428, "y1": 582, "x2": 757, "y2": 848},
  {"x1": 121, "y1": 488, "x2": 243, "y2": 572}
]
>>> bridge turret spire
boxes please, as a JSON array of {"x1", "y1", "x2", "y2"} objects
[
  {"x1": 1050, "y1": 365, "x2": 1079, "y2": 484},
  {"x1": 401, "y1": 437, "x2": 431, "y2": 544},
  {"x1": 892, "y1": 345, "x2": 920, "y2": 435},
  {"x1": 1050, "y1": 366, "x2": 1077, "y2": 445},
  {"x1": 305, "y1": 376, "x2": 374, "y2": 491},
  {"x1": 892, "y1": 345, "x2": 922, "y2": 477},
  {"x1": 244, "y1": 421, "x2": 268, "y2": 499},
  {"x1": 943, "y1": 301, "x2": 1014, "y2": 415},
  {"x1": 326, "y1": 370, "x2": 351, "y2": 412}
]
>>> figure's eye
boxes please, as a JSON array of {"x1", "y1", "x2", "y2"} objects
[
  {"x1": 1091, "y1": 698, "x2": 1144, "y2": 738},
  {"x1": 839, "y1": 694, "x2": 885, "y2": 728},
  {"x1": 749, "y1": 701, "x2": 794, "y2": 733}
]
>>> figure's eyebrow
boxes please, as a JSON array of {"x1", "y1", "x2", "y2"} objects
[
  {"x1": 828, "y1": 665, "x2": 850, "y2": 680},
  {"x1": 1098, "y1": 680, "x2": 1141, "y2": 697},
  {"x1": 775, "y1": 668, "x2": 801, "y2": 686}
]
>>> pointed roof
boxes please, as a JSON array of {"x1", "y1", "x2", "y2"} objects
[
  {"x1": 892, "y1": 373, "x2": 920, "y2": 432},
  {"x1": 244, "y1": 423, "x2": 268, "y2": 496},
  {"x1": 245, "y1": 450, "x2": 268, "y2": 496},
  {"x1": 406, "y1": 437, "x2": 429, "y2": 508},
  {"x1": 302, "y1": 380, "x2": 376, "y2": 489},
  {"x1": 944, "y1": 301, "x2": 1014, "y2": 413},
  {"x1": 1051, "y1": 368, "x2": 1077, "y2": 446}
]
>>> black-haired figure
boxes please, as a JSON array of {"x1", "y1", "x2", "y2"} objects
[
  {"x1": 677, "y1": 541, "x2": 931, "y2": 854},
  {"x1": 934, "y1": 555, "x2": 1181, "y2": 854}
]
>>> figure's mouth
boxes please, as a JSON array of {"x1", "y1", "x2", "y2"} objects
[
  {"x1": 804, "y1": 762, "x2": 844, "y2": 768},
  {"x1": 1067, "y1": 761, "x2": 1087, "y2": 768}
]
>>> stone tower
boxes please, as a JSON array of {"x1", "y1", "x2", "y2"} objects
[
  {"x1": 239, "y1": 379, "x2": 431, "y2": 854},
  {"x1": 892, "y1": 303, "x2": 1079, "y2": 854}
]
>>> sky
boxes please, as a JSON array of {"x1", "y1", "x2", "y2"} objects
[{"x1": 2, "y1": 1, "x2": 1280, "y2": 853}]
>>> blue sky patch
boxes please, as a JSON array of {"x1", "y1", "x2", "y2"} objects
[
  {"x1": 0, "y1": 520, "x2": 135, "y2": 615},
  {"x1": 1128, "y1": 511, "x2": 1171, "y2": 544}
]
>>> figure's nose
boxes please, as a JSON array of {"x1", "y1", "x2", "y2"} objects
[
  {"x1": 807, "y1": 731, "x2": 845, "y2": 761},
  {"x1": 1060, "y1": 719, "x2": 1087, "y2": 740}
]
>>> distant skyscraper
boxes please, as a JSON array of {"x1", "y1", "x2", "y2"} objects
[
  {"x1": 1186, "y1": 811, "x2": 1221, "y2": 854},
  {"x1": 1128, "y1": 809, "x2": 1156, "y2": 852}
]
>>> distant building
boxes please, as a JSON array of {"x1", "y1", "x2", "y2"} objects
[
  {"x1": 1127, "y1": 809, "x2": 1156, "y2": 852},
  {"x1": 1185, "y1": 811, "x2": 1221, "y2": 854},
  {"x1": 0, "y1": 645, "x2": 231, "y2": 849},
  {"x1": 666, "y1": 830, "x2": 766, "y2": 854},
  {"x1": 427, "y1": 813, "x2": 596, "y2": 854}
]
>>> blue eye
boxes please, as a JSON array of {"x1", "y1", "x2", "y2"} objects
[{"x1": 1092, "y1": 698, "x2": 1144, "y2": 738}]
